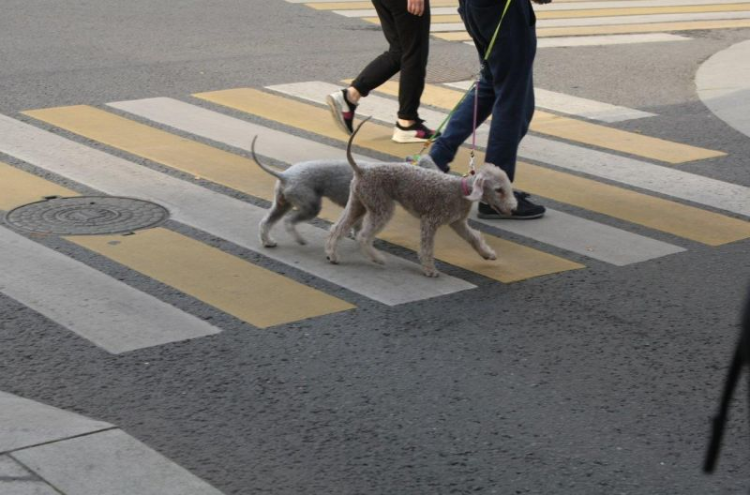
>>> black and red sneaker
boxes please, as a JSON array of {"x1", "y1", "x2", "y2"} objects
[
  {"x1": 326, "y1": 89, "x2": 357, "y2": 135},
  {"x1": 392, "y1": 119, "x2": 439, "y2": 143}
]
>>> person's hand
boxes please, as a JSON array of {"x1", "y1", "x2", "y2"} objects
[{"x1": 408, "y1": 0, "x2": 425, "y2": 16}]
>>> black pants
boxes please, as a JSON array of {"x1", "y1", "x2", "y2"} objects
[
  {"x1": 430, "y1": 0, "x2": 536, "y2": 180},
  {"x1": 351, "y1": 0, "x2": 431, "y2": 121}
]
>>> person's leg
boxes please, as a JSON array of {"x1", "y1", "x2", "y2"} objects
[
  {"x1": 327, "y1": 0, "x2": 401, "y2": 135},
  {"x1": 464, "y1": 0, "x2": 536, "y2": 182},
  {"x1": 383, "y1": 0, "x2": 431, "y2": 122},
  {"x1": 349, "y1": 0, "x2": 402, "y2": 101},
  {"x1": 462, "y1": 0, "x2": 545, "y2": 219},
  {"x1": 428, "y1": 73, "x2": 495, "y2": 172},
  {"x1": 428, "y1": 0, "x2": 496, "y2": 170}
]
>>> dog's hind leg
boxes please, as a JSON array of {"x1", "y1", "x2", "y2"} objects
[
  {"x1": 260, "y1": 184, "x2": 292, "y2": 247},
  {"x1": 283, "y1": 196, "x2": 322, "y2": 245},
  {"x1": 449, "y1": 219, "x2": 496, "y2": 260},
  {"x1": 326, "y1": 196, "x2": 366, "y2": 264},
  {"x1": 356, "y1": 201, "x2": 394, "y2": 265}
]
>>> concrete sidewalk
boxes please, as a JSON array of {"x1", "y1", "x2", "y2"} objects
[{"x1": 0, "y1": 391, "x2": 224, "y2": 495}]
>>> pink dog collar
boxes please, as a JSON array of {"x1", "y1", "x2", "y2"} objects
[{"x1": 461, "y1": 177, "x2": 472, "y2": 197}]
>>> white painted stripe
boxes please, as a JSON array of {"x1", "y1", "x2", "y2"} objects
[
  {"x1": 536, "y1": 0, "x2": 750, "y2": 11},
  {"x1": 519, "y1": 135, "x2": 750, "y2": 217},
  {"x1": 0, "y1": 226, "x2": 221, "y2": 354},
  {"x1": 432, "y1": 11, "x2": 750, "y2": 32},
  {"x1": 107, "y1": 98, "x2": 371, "y2": 164},
  {"x1": 0, "y1": 391, "x2": 112, "y2": 453},
  {"x1": 0, "y1": 115, "x2": 474, "y2": 305},
  {"x1": 696, "y1": 39, "x2": 750, "y2": 141},
  {"x1": 337, "y1": 7, "x2": 457, "y2": 16},
  {"x1": 12, "y1": 429, "x2": 225, "y2": 495},
  {"x1": 287, "y1": 0, "x2": 366, "y2": 2},
  {"x1": 535, "y1": 33, "x2": 691, "y2": 48},
  {"x1": 271, "y1": 81, "x2": 750, "y2": 218},
  {"x1": 267, "y1": 82, "x2": 687, "y2": 264},
  {"x1": 447, "y1": 80, "x2": 655, "y2": 123},
  {"x1": 475, "y1": 209, "x2": 683, "y2": 265}
]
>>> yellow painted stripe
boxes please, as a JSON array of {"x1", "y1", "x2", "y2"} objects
[
  {"x1": 0, "y1": 161, "x2": 75, "y2": 209},
  {"x1": 428, "y1": 3, "x2": 750, "y2": 21},
  {"x1": 68, "y1": 229, "x2": 353, "y2": 327},
  {"x1": 306, "y1": 0, "x2": 606, "y2": 9},
  {"x1": 538, "y1": 3, "x2": 750, "y2": 19},
  {"x1": 307, "y1": 0, "x2": 457, "y2": 9},
  {"x1": 22, "y1": 105, "x2": 278, "y2": 201},
  {"x1": 537, "y1": 18, "x2": 750, "y2": 36},
  {"x1": 0, "y1": 161, "x2": 352, "y2": 327},
  {"x1": 25, "y1": 104, "x2": 581, "y2": 283},
  {"x1": 372, "y1": 80, "x2": 723, "y2": 164},
  {"x1": 194, "y1": 88, "x2": 750, "y2": 246},
  {"x1": 433, "y1": 18, "x2": 750, "y2": 38}
]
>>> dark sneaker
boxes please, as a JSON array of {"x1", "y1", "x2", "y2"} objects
[
  {"x1": 326, "y1": 89, "x2": 357, "y2": 135},
  {"x1": 477, "y1": 191, "x2": 546, "y2": 220},
  {"x1": 392, "y1": 119, "x2": 439, "y2": 143}
]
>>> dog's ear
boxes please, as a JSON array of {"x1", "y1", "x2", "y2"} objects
[{"x1": 466, "y1": 174, "x2": 486, "y2": 202}]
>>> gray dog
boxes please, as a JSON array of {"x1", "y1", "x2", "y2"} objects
[
  {"x1": 250, "y1": 136, "x2": 438, "y2": 247},
  {"x1": 325, "y1": 119, "x2": 517, "y2": 277}
]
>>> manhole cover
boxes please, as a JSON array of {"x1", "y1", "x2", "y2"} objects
[{"x1": 5, "y1": 196, "x2": 170, "y2": 236}]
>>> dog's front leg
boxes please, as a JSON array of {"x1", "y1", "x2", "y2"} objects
[
  {"x1": 326, "y1": 196, "x2": 366, "y2": 264},
  {"x1": 449, "y1": 219, "x2": 496, "y2": 260},
  {"x1": 419, "y1": 220, "x2": 441, "y2": 277}
]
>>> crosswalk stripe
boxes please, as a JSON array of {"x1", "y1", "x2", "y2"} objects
[
  {"x1": 0, "y1": 162, "x2": 351, "y2": 335},
  {"x1": 106, "y1": 97, "x2": 581, "y2": 282},
  {"x1": 2, "y1": 113, "x2": 476, "y2": 302},
  {"x1": 0, "y1": 165, "x2": 222, "y2": 354},
  {"x1": 111, "y1": 96, "x2": 683, "y2": 266},
  {"x1": 350, "y1": 3, "x2": 750, "y2": 20},
  {"x1": 369, "y1": 81, "x2": 750, "y2": 221},
  {"x1": 447, "y1": 80, "x2": 655, "y2": 123},
  {"x1": 290, "y1": 0, "x2": 455, "y2": 4},
  {"x1": 263, "y1": 83, "x2": 686, "y2": 264},
  {"x1": 429, "y1": 9, "x2": 750, "y2": 28},
  {"x1": 536, "y1": 3, "x2": 750, "y2": 18},
  {"x1": 209, "y1": 85, "x2": 750, "y2": 246},
  {"x1": 369, "y1": 80, "x2": 724, "y2": 164},
  {"x1": 537, "y1": 16, "x2": 750, "y2": 36},
  {"x1": 69, "y1": 229, "x2": 354, "y2": 329},
  {"x1": 537, "y1": 0, "x2": 750, "y2": 11},
  {"x1": 300, "y1": 0, "x2": 618, "y2": 7},
  {"x1": 433, "y1": 18, "x2": 750, "y2": 39},
  {"x1": 535, "y1": 33, "x2": 690, "y2": 47}
]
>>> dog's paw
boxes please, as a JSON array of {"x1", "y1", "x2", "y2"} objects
[
  {"x1": 326, "y1": 252, "x2": 339, "y2": 264},
  {"x1": 482, "y1": 249, "x2": 497, "y2": 261},
  {"x1": 261, "y1": 239, "x2": 277, "y2": 248},
  {"x1": 295, "y1": 237, "x2": 308, "y2": 246},
  {"x1": 371, "y1": 253, "x2": 386, "y2": 265},
  {"x1": 422, "y1": 267, "x2": 440, "y2": 278}
]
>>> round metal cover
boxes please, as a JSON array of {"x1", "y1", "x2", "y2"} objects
[{"x1": 5, "y1": 196, "x2": 170, "y2": 236}]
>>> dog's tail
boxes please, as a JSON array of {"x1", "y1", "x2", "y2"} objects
[
  {"x1": 250, "y1": 135, "x2": 285, "y2": 181},
  {"x1": 346, "y1": 117, "x2": 371, "y2": 177}
]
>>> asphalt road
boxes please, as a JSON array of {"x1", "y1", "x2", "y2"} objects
[{"x1": 1, "y1": 1, "x2": 749, "y2": 494}]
